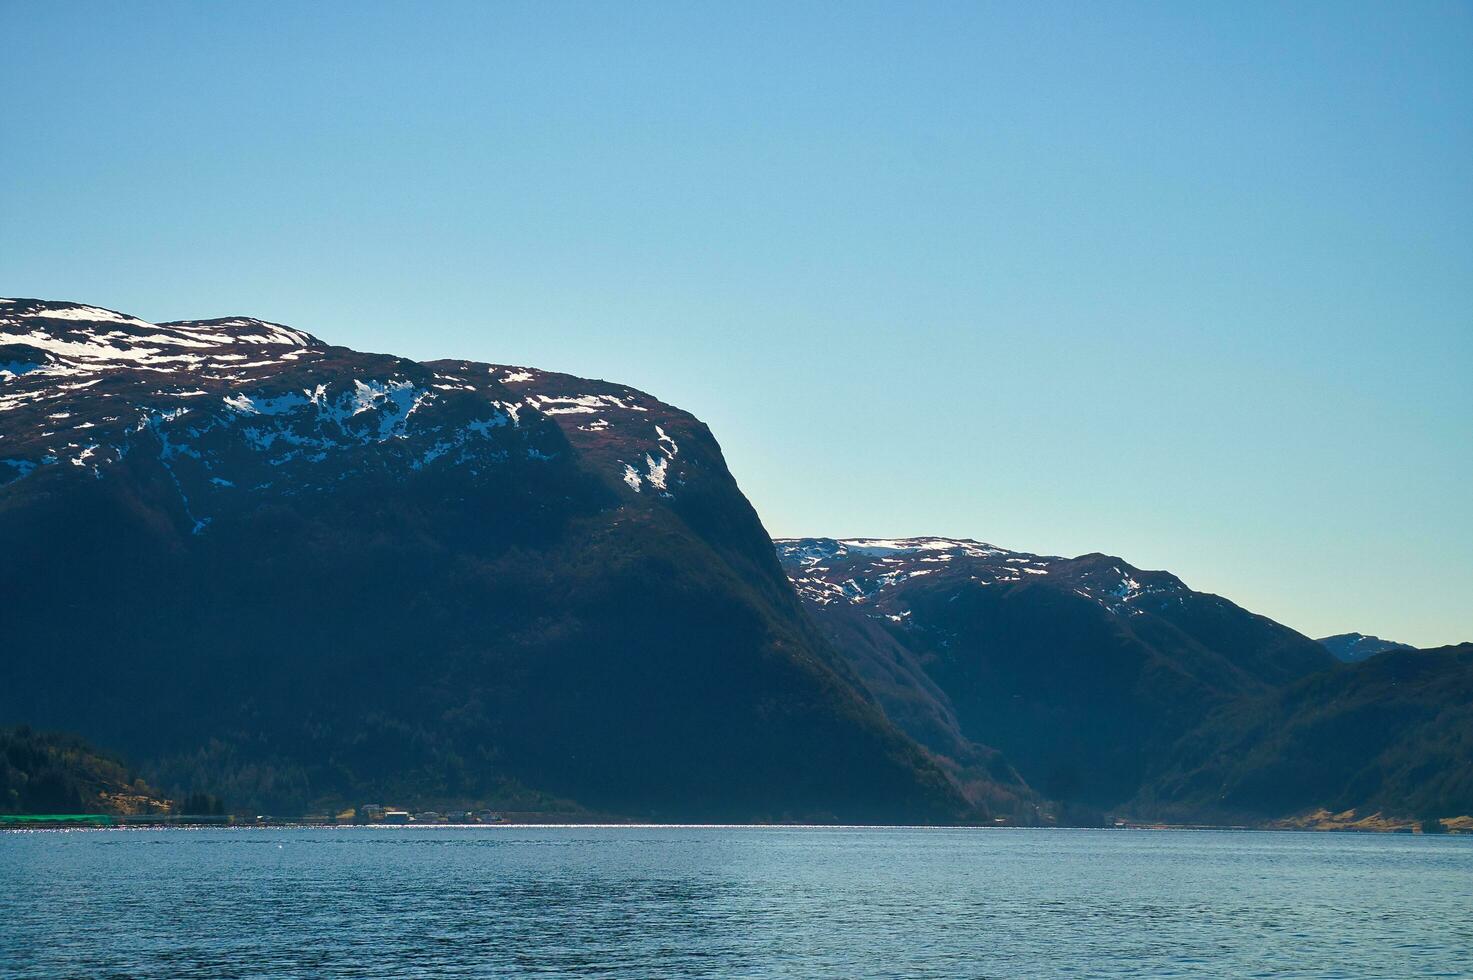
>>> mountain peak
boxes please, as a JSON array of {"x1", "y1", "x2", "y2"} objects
[
  {"x1": 1317, "y1": 632, "x2": 1416, "y2": 663},
  {"x1": 774, "y1": 536, "x2": 1195, "y2": 611},
  {"x1": 0, "y1": 298, "x2": 691, "y2": 520},
  {"x1": 156, "y1": 315, "x2": 320, "y2": 347},
  {"x1": 1, "y1": 298, "x2": 321, "y2": 357}
]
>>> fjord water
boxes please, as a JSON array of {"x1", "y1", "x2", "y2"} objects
[{"x1": 2, "y1": 827, "x2": 1469, "y2": 978}]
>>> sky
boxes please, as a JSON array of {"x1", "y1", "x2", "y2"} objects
[{"x1": 2, "y1": 1, "x2": 1469, "y2": 646}]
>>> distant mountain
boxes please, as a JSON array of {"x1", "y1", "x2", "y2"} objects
[
  {"x1": 0, "y1": 299, "x2": 975, "y2": 822},
  {"x1": 1318, "y1": 632, "x2": 1415, "y2": 663},
  {"x1": 1137, "y1": 644, "x2": 1473, "y2": 822},
  {"x1": 775, "y1": 537, "x2": 1336, "y2": 809}
]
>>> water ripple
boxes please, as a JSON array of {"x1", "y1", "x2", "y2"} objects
[{"x1": 2, "y1": 826, "x2": 1470, "y2": 978}]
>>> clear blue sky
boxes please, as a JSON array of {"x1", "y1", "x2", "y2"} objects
[{"x1": 3, "y1": 1, "x2": 1469, "y2": 646}]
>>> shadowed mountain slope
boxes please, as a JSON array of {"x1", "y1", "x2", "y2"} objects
[
  {"x1": 776, "y1": 537, "x2": 1336, "y2": 809},
  {"x1": 1136, "y1": 644, "x2": 1473, "y2": 821},
  {"x1": 1, "y1": 299, "x2": 973, "y2": 821}
]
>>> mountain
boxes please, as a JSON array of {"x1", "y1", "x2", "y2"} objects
[
  {"x1": 775, "y1": 537, "x2": 1336, "y2": 809},
  {"x1": 1136, "y1": 644, "x2": 1473, "y2": 822},
  {"x1": 0, "y1": 298, "x2": 974, "y2": 822},
  {"x1": 1318, "y1": 632, "x2": 1415, "y2": 663}
]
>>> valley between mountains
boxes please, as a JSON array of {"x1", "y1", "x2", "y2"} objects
[{"x1": 3, "y1": 299, "x2": 1468, "y2": 828}]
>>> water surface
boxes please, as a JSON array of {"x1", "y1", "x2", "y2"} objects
[{"x1": 2, "y1": 826, "x2": 1469, "y2": 977}]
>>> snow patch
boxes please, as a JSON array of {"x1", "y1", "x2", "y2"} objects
[
  {"x1": 20, "y1": 305, "x2": 154, "y2": 327},
  {"x1": 645, "y1": 453, "x2": 668, "y2": 490}
]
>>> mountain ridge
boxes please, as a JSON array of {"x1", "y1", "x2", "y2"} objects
[
  {"x1": 1317, "y1": 632, "x2": 1416, "y2": 663},
  {"x1": 775, "y1": 535, "x2": 1337, "y2": 809}
]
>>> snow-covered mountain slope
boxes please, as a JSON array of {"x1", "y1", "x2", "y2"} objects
[
  {"x1": 778, "y1": 536, "x2": 1190, "y2": 615},
  {"x1": 1, "y1": 299, "x2": 974, "y2": 823},
  {"x1": 1, "y1": 298, "x2": 685, "y2": 520},
  {"x1": 776, "y1": 536, "x2": 1336, "y2": 809}
]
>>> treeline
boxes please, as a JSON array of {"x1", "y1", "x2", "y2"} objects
[
  {"x1": 0, "y1": 725, "x2": 160, "y2": 814},
  {"x1": 143, "y1": 721, "x2": 590, "y2": 817},
  {"x1": 1137, "y1": 644, "x2": 1473, "y2": 822},
  {"x1": 0, "y1": 726, "x2": 230, "y2": 816}
]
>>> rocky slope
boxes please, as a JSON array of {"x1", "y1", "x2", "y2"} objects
[
  {"x1": 776, "y1": 537, "x2": 1336, "y2": 809},
  {"x1": 0, "y1": 299, "x2": 973, "y2": 821}
]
